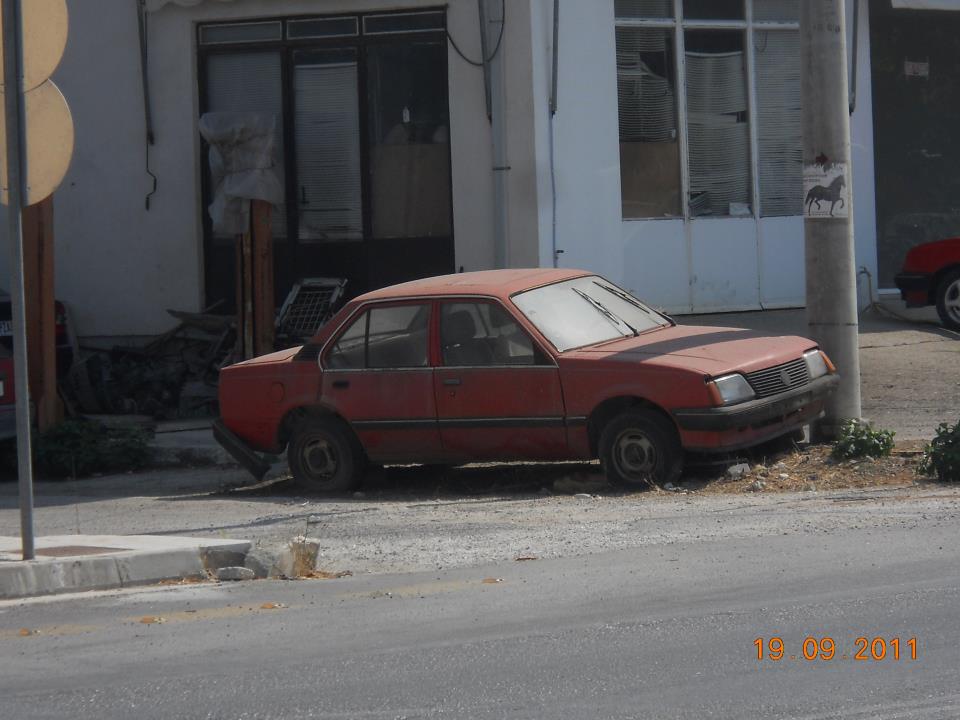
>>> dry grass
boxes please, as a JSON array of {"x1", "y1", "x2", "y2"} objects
[{"x1": 688, "y1": 442, "x2": 928, "y2": 495}]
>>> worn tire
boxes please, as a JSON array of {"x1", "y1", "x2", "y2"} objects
[
  {"x1": 935, "y1": 267, "x2": 960, "y2": 331},
  {"x1": 599, "y1": 410, "x2": 683, "y2": 488},
  {"x1": 287, "y1": 415, "x2": 363, "y2": 492}
]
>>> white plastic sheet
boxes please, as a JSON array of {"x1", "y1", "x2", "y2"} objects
[{"x1": 198, "y1": 112, "x2": 284, "y2": 236}]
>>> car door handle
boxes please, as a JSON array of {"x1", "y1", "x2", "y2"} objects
[
  {"x1": 332, "y1": 380, "x2": 350, "y2": 389},
  {"x1": 442, "y1": 378, "x2": 461, "y2": 386}
]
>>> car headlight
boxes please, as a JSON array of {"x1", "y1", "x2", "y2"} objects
[
  {"x1": 712, "y1": 373, "x2": 756, "y2": 406},
  {"x1": 803, "y1": 349, "x2": 830, "y2": 379}
]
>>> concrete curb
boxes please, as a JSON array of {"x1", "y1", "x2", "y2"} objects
[
  {"x1": 0, "y1": 536, "x2": 251, "y2": 601},
  {"x1": 150, "y1": 425, "x2": 234, "y2": 469}
]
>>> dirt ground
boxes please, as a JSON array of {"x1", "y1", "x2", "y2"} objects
[{"x1": 684, "y1": 304, "x2": 960, "y2": 441}]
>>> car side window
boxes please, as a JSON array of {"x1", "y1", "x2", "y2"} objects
[
  {"x1": 327, "y1": 304, "x2": 430, "y2": 369},
  {"x1": 367, "y1": 304, "x2": 430, "y2": 368},
  {"x1": 327, "y1": 312, "x2": 368, "y2": 369},
  {"x1": 440, "y1": 302, "x2": 548, "y2": 367}
]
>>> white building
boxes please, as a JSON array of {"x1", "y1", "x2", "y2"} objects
[{"x1": 9, "y1": 0, "x2": 959, "y2": 342}]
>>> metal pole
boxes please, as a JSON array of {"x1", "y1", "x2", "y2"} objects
[
  {"x1": 2, "y1": 0, "x2": 36, "y2": 560},
  {"x1": 477, "y1": 0, "x2": 492, "y2": 122},
  {"x1": 549, "y1": 0, "x2": 558, "y2": 116},
  {"x1": 800, "y1": 0, "x2": 862, "y2": 437}
]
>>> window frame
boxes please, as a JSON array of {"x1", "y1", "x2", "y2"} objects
[
  {"x1": 322, "y1": 299, "x2": 435, "y2": 371},
  {"x1": 438, "y1": 299, "x2": 555, "y2": 369},
  {"x1": 196, "y1": 9, "x2": 454, "y2": 306},
  {"x1": 615, "y1": 1, "x2": 800, "y2": 221}
]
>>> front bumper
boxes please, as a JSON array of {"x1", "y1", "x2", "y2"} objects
[
  {"x1": 894, "y1": 272, "x2": 933, "y2": 305},
  {"x1": 212, "y1": 419, "x2": 271, "y2": 481},
  {"x1": 672, "y1": 374, "x2": 840, "y2": 433}
]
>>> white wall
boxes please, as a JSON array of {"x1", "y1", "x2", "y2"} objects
[
  {"x1": 542, "y1": 0, "x2": 624, "y2": 283},
  {"x1": 5, "y1": 0, "x2": 177, "y2": 339},
  {"x1": 849, "y1": 0, "x2": 880, "y2": 295},
  {"x1": 3, "y1": 0, "x2": 880, "y2": 336},
  {"x1": 527, "y1": 0, "x2": 880, "y2": 314},
  {"x1": 6, "y1": 0, "x2": 500, "y2": 339}
]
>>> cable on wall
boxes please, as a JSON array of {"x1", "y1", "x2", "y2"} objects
[
  {"x1": 447, "y1": 0, "x2": 505, "y2": 67},
  {"x1": 138, "y1": 0, "x2": 158, "y2": 210}
]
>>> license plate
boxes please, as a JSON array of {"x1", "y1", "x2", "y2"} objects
[{"x1": 0, "y1": 320, "x2": 10, "y2": 336}]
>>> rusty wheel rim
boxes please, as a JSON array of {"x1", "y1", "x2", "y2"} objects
[
  {"x1": 612, "y1": 428, "x2": 658, "y2": 482},
  {"x1": 303, "y1": 436, "x2": 339, "y2": 480}
]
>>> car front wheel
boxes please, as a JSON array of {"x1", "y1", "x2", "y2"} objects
[
  {"x1": 935, "y1": 268, "x2": 960, "y2": 330},
  {"x1": 599, "y1": 410, "x2": 682, "y2": 488},
  {"x1": 288, "y1": 415, "x2": 362, "y2": 492}
]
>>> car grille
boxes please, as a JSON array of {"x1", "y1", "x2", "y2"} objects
[{"x1": 745, "y1": 358, "x2": 809, "y2": 398}]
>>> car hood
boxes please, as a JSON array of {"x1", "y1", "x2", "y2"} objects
[{"x1": 564, "y1": 325, "x2": 817, "y2": 376}]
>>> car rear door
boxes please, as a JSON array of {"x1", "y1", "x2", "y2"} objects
[
  {"x1": 433, "y1": 299, "x2": 568, "y2": 461},
  {"x1": 321, "y1": 301, "x2": 442, "y2": 463}
]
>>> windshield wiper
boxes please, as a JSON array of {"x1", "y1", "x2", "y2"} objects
[
  {"x1": 593, "y1": 281, "x2": 653, "y2": 316},
  {"x1": 593, "y1": 281, "x2": 674, "y2": 326},
  {"x1": 572, "y1": 287, "x2": 638, "y2": 336}
]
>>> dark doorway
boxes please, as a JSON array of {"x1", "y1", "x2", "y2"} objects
[
  {"x1": 869, "y1": 2, "x2": 960, "y2": 287},
  {"x1": 198, "y1": 10, "x2": 454, "y2": 313}
]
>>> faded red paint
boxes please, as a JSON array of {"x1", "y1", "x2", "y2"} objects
[{"x1": 218, "y1": 269, "x2": 833, "y2": 463}]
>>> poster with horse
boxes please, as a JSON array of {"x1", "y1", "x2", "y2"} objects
[{"x1": 803, "y1": 161, "x2": 849, "y2": 219}]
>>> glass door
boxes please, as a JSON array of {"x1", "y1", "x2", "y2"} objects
[{"x1": 293, "y1": 49, "x2": 363, "y2": 243}]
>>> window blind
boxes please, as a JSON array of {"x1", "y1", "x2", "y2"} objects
[
  {"x1": 755, "y1": 29, "x2": 802, "y2": 217},
  {"x1": 294, "y1": 60, "x2": 363, "y2": 242}
]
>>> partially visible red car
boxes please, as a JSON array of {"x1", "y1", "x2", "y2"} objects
[
  {"x1": 0, "y1": 293, "x2": 73, "y2": 440},
  {"x1": 894, "y1": 237, "x2": 960, "y2": 330},
  {"x1": 214, "y1": 269, "x2": 839, "y2": 491}
]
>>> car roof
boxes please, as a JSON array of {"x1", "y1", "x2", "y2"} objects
[{"x1": 355, "y1": 268, "x2": 592, "y2": 303}]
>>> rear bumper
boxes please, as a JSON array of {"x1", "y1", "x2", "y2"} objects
[
  {"x1": 672, "y1": 374, "x2": 840, "y2": 435},
  {"x1": 894, "y1": 272, "x2": 933, "y2": 306},
  {"x1": 212, "y1": 419, "x2": 271, "y2": 481}
]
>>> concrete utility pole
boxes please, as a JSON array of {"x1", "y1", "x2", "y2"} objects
[{"x1": 800, "y1": 0, "x2": 862, "y2": 437}]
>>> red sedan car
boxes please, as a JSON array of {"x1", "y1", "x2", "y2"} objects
[
  {"x1": 894, "y1": 237, "x2": 960, "y2": 330},
  {"x1": 214, "y1": 269, "x2": 838, "y2": 490}
]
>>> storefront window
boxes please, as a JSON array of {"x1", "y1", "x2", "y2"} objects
[
  {"x1": 366, "y1": 41, "x2": 451, "y2": 239},
  {"x1": 685, "y1": 30, "x2": 751, "y2": 217},
  {"x1": 614, "y1": 0, "x2": 802, "y2": 220},
  {"x1": 616, "y1": 27, "x2": 681, "y2": 218}
]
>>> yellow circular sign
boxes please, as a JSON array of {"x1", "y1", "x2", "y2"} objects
[
  {"x1": 0, "y1": 0, "x2": 69, "y2": 92},
  {"x1": 0, "y1": 79, "x2": 74, "y2": 205}
]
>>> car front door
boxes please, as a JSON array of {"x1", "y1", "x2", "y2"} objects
[
  {"x1": 434, "y1": 299, "x2": 568, "y2": 461},
  {"x1": 321, "y1": 301, "x2": 442, "y2": 463}
]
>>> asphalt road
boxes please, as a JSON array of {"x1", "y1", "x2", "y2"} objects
[{"x1": 2, "y1": 517, "x2": 957, "y2": 719}]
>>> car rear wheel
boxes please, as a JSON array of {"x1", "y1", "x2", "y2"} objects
[
  {"x1": 599, "y1": 410, "x2": 682, "y2": 488},
  {"x1": 288, "y1": 415, "x2": 362, "y2": 492},
  {"x1": 935, "y1": 268, "x2": 960, "y2": 330}
]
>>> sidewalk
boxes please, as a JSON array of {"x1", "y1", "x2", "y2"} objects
[
  {"x1": 0, "y1": 534, "x2": 250, "y2": 601},
  {"x1": 151, "y1": 418, "x2": 232, "y2": 466}
]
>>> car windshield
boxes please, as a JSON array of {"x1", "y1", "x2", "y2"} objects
[{"x1": 511, "y1": 276, "x2": 669, "y2": 351}]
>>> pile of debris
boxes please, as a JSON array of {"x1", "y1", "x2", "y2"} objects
[
  {"x1": 62, "y1": 307, "x2": 234, "y2": 420},
  {"x1": 59, "y1": 278, "x2": 348, "y2": 422}
]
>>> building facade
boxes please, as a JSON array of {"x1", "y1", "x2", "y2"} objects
[{"x1": 5, "y1": 0, "x2": 955, "y2": 341}]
